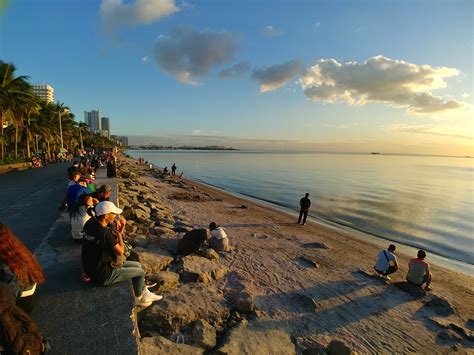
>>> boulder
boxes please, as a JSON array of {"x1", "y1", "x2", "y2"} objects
[
  {"x1": 173, "y1": 225, "x2": 194, "y2": 233},
  {"x1": 423, "y1": 296, "x2": 455, "y2": 316},
  {"x1": 133, "y1": 208, "x2": 151, "y2": 221},
  {"x1": 235, "y1": 291, "x2": 254, "y2": 313},
  {"x1": 158, "y1": 222, "x2": 175, "y2": 230},
  {"x1": 129, "y1": 185, "x2": 150, "y2": 194},
  {"x1": 137, "y1": 204, "x2": 152, "y2": 215},
  {"x1": 289, "y1": 292, "x2": 317, "y2": 312},
  {"x1": 151, "y1": 235, "x2": 179, "y2": 254},
  {"x1": 154, "y1": 226, "x2": 175, "y2": 236},
  {"x1": 216, "y1": 320, "x2": 296, "y2": 355},
  {"x1": 192, "y1": 319, "x2": 216, "y2": 349},
  {"x1": 148, "y1": 271, "x2": 180, "y2": 290},
  {"x1": 140, "y1": 336, "x2": 203, "y2": 355},
  {"x1": 140, "y1": 283, "x2": 230, "y2": 335},
  {"x1": 128, "y1": 234, "x2": 149, "y2": 248},
  {"x1": 303, "y1": 242, "x2": 329, "y2": 249},
  {"x1": 178, "y1": 256, "x2": 228, "y2": 283},
  {"x1": 133, "y1": 247, "x2": 174, "y2": 273},
  {"x1": 326, "y1": 340, "x2": 354, "y2": 355},
  {"x1": 198, "y1": 246, "x2": 220, "y2": 261}
]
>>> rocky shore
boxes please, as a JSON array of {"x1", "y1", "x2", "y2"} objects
[{"x1": 117, "y1": 155, "x2": 473, "y2": 354}]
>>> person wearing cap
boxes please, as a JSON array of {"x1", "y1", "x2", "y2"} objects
[
  {"x1": 66, "y1": 177, "x2": 91, "y2": 212},
  {"x1": 91, "y1": 184, "x2": 112, "y2": 203},
  {"x1": 81, "y1": 201, "x2": 162, "y2": 307}
]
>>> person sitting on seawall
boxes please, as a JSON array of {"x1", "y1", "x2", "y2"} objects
[
  {"x1": 91, "y1": 184, "x2": 112, "y2": 203},
  {"x1": 66, "y1": 176, "x2": 91, "y2": 212},
  {"x1": 177, "y1": 229, "x2": 208, "y2": 256},
  {"x1": 374, "y1": 244, "x2": 399, "y2": 280},
  {"x1": 0, "y1": 224, "x2": 45, "y2": 308},
  {"x1": 406, "y1": 250, "x2": 432, "y2": 291},
  {"x1": 208, "y1": 222, "x2": 230, "y2": 252},
  {"x1": 70, "y1": 193, "x2": 95, "y2": 241},
  {"x1": 81, "y1": 201, "x2": 162, "y2": 307}
]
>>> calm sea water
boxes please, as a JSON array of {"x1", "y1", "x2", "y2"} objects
[{"x1": 127, "y1": 150, "x2": 473, "y2": 267}]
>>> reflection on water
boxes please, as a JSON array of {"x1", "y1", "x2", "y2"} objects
[{"x1": 127, "y1": 150, "x2": 474, "y2": 265}]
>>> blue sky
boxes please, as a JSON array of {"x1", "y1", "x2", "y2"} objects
[{"x1": 0, "y1": 0, "x2": 472, "y2": 154}]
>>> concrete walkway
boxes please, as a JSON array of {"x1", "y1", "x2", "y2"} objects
[{"x1": 32, "y1": 168, "x2": 139, "y2": 355}]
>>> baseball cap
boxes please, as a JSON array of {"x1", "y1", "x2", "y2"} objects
[{"x1": 95, "y1": 201, "x2": 123, "y2": 216}]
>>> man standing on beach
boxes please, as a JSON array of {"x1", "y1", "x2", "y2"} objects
[
  {"x1": 171, "y1": 163, "x2": 177, "y2": 176},
  {"x1": 374, "y1": 244, "x2": 399, "y2": 280},
  {"x1": 297, "y1": 193, "x2": 311, "y2": 225}
]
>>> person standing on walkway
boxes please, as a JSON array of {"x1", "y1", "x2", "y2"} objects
[
  {"x1": 171, "y1": 163, "x2": 177, "y2": 176},
  {"x1": 297, "y1": 193, "x2": 311, "y2": 225}
]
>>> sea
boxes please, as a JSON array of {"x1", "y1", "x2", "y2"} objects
[{"x1": 127, "y1": 150, "x2": 473, "y2": 274}]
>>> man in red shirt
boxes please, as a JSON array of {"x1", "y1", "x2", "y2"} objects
[{"x1": 406, "y1": 250, "x2": 432, "y2": 291}]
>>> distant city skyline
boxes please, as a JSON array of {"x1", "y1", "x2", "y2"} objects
[{"x1": 1, "y1": 0, "x2": 472, "y2": 155}]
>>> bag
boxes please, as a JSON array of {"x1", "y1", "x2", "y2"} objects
[
  {"x1": 123, "y1": 241, "x2": 133, "y2": 258},
  {"x1": 0, "y1": 301, "x2": 46, "y2": 355}
]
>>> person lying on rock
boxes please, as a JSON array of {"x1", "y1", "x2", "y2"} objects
[
  {"x1": 406, "y1": 250, "x2": 432, "y2": 291},
  {"x1": 374, "y1": 244, "x2": 399, "y2": 280},
  {"x1": 208, "y1": 222, "x2": 230, "y2": 252},
  {"x1": 81, "y1": 201, "x2": 162, "y2": 307},
  {"x1": 177, "y1": 229, "x2": 208, "y2": 256}
]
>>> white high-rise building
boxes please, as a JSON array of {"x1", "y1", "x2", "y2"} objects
[
  {"x1": 84, "y1": 110, "x2": 101, "y2": 131},
  {"x1": 32, "y1": 84, "x2": 54, "y2": 103}
]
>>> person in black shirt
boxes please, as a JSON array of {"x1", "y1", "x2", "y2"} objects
[
  {"x1": 177, "y1": 229, "x2": 208, "y2": 256},
  {"x1": 297, "y1": 193, "x2": 311, "y2": 225},
  {"x1": 67, "y1": 161, "x2": 79, "y2": 179},
  {"x1": 81, "y1": 201, "x2": 162, "y2": 307}
]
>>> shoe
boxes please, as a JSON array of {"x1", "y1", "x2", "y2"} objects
[
  {"x1": 145, "y1": 282, "x2": 157, "y2": 289},
  {"x1": 135, "y1": 296, "x2": 152, "y2": 308},
  {"x1": 140, "y1": 288, "x2": 163, "y2": 303},
  {"x1": 381, "y1": 274, "x2": 391, "y2": 281},
  {"x1": 424, "y1": 286, "x2": 432, "y2": 291},
  {"x1": 303, "y1": 223, "x2": 306, "y2": 226}
]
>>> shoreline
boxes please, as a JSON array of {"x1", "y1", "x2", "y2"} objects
[{"x1": 144, "y1": 159, "x2": 473, "y2": 276}]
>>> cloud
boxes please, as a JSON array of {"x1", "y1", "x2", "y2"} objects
[
  {"x1": 462, "y1": 93, "x2": 471, "y2": 99},
  {"x1": 299, "y1": 55, "x2": 466, "y2": 115},
  {"x1": 262, "y1": 25, "x2": 282, "y2": 37},
  {"x1": 100, "y1": 0, "x2": 179, "y2": 35},
  {"x1": 252, "y1": 59, "x2": 305, "y2": 92},
  {"x1": 388, "y1": 123, "x2": 473, "y2": 140},
  {"x1": 154, "y1": 27, "x2": 239, "y2": 85},
  {"x1": 218, "y1": 62, "x2": 250, "y2": 79},
  {"x1": 314, "y1": 22, "x2": 321, "y2": 28},
  {"x1": 141, "y1": 56, "x2": 150, "y2": 62}
]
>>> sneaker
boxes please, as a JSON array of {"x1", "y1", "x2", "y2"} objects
[
  {"x1": 140, "y1": 288, "x2": 163, "y2": 303},
  {"x1": 145, "y1": 282, "x2": 157, "y2": 289},
  {"x1": 381, "y1": 274, "x2": 391, "y2": 281},
  {"x1": 135, "y1": 296, "x2": 152, "y2": 308}
]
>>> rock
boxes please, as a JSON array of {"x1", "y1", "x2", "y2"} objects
[
  {"x1": 151, "y1": 235, "x2": 179, "y2": 254},
  {"x1": 216, "y1": 320, "x2": 296, "y2": 355},
  {"x1": 429, "y1": 317, "x2": 474, "y2": 341},
  {"x1": 302, "y1": 347, "x2": 326, "y2": 355},
  {"x1": 198, "y1": 246, "x2": 220, "y2": 261},
  {"x1": 235, "y1": 291, "x2": 254, "y2": 313},
  {"x1": 423, "y1": 296, "x2": 455, "y2": 316},
  {"x1": 140, "y1": 336, "x2": 203, "y2": 355},
  {"x1": 133, "y1": 208, "x2": 151, "y2": 221},
  {"x1": 119, "y1": 198, "x2": 131, "y2": 208},
  {"x1": 178, "y1": 255, "x2": 228, "y2": 283},
  {"x1": 173, "y1": 225, "x2": 194, "y2": 233},
  {"x1": 303, "y1": 242, "x2": 329, "y2": 249},
  {"x1": 140, "y1": 283, "x2": 230, "y2": 335},
  {"x1": 154, "y1": 226, "x2": 175, "y2": 236},
  {"x1": 289, "y1": 292, "x2": 317, "y2": 312},
  {"x1": 128, "y1": 234, "x2": 149, "y2": 248},
  {"x1": 437, "y1": 330, "x2": 462, "y2": 343},
  {"x1": 192, "y1": 320, "x2": 216, "y2": 349},
  {"x1": 296, "y1": 256, "x2": 319, "y2": 269},
  {"x1": 129, "y1": 185, "x2": 150, "y2": 194},
  {"x1": 467, "y1": 318, "x2": 474, "y2": 330},
  {"x1": 326, "y1": 340, "x2": 354, "y2": 355},
  {"x1": 137, "y1": 204, "x2": 152, "y2": 215},
  {"x1": 148, "y1": 271, "x2": 180, "y2": 290},
  {"x1": 121, "y1": 171, "x2": 131, "y2": 178},
  {"x1": 134, "y1": 247, "x2": 174, "y2": 273},
  {"x1": 158, "y1": 222, "x2": 175, "y2": 230}
]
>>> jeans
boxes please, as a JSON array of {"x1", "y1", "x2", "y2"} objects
[
  {"x1": 298, "y1": 209, "x2": 308, "y2": 224},
  {"x1": 104, "y1": 260, "x2": 145, "y2": 296}
]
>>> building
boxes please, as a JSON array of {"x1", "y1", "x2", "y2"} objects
[
  {"x1": 111, "y1": 135, "x2": 128, "y2": 147},
  {"x1": 32, "y1": 84, "x2": 54, "y2": 103},
  {"x1": 84, "y1": 110, "x2": 101, "y2": 131},
  {"x1": 101, "y1": 117, "x2": 110, "y2": 132},
  {"x1": 95, "y1": 129, "x2": 110, "y2": 139}
]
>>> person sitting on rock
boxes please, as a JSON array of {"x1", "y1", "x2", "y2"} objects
[
  {"x1": 208, "y1": 222, "x2": 230, "y2": 252},
  {"x1": 406, "y1": 250, "x2": 432, "y2": 291},
  {"x1": 91, "y1": 184, "x2": 112, "y2": 203},
  {"x1": 81, "y1": 201, "x2": 162, "y2": 307},
  {"x1": 177, "y1": 229, "x2": 208, "y2": 256},
  {"x1": 374, "y1": 244, "x2": 399, "y2": 280}
]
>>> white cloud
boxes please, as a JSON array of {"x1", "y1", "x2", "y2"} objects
[
  {"x1": 154, "y1": 27, "x2": 239, "y2": 85},
  {"x1": 262, "y1": 25, "x2": 282, "y2": 37},
  {"x1": 141, "y1": 56, "x2": 150, "y2": 62},
  {"x1": 252, "y1": 59, "x2": 305, "y2": 92},
  {"x1": 314, "y1": 22, "x2": 321, "y2": 28},
  {"x1": 388, "y1": 123, "x2": 473, "y2": 140},
  {"x1": 462, "y1": 93, "x2": 471, "y2": 99},
  {"x1": 100, "y1": 0, "x2": 179, "y2": 35},
  {"x1": 299, "y1": 55, "x2": 466, "y2": 115}
]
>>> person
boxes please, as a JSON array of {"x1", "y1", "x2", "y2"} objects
[
  {"x1": 177, "y1": 229, "x2": 208, "y2": 256},
  {"x1": 91, "y1": 184, "x2": 112, "y2": 203},
  {"x1": 66, "y1": 177, "x2": 91, "y2": 212},
  {"x1": 374, "y1": 244, "x2": 399, "y2": 280},
  {"x1": 67, "y1": 171, "x2": 81, "y2": 188},
  {"x1": 106, "y1": 156, "x2": 117, "y2": 178},
  {"x1": 67, "y1": 161, "x2": 79, "y2": 179},
  {"x1": 406, "y1": 250, "x2": 432, "y2": 291},
  {"x1": 208, "y1": 222, "x2": 230, "y2": 252},
  {"x1": 171, "y1": 163, "x2": 177, "y2": 176},
  {"x1": 297, "y1": 193, "x2": 311, "y2": 225},
  {"x1": 70, "y1": 193, "x2": 95, "y2": 241},
  {"x1": 0, "y1": 224, "x2": 45, "y2": 302},
  {"x1": 163, "y1": 167, "x2": 169, "y2": 175},
  {"x1": 81, "y1": 201, "x2": 162, "y2": 307}
]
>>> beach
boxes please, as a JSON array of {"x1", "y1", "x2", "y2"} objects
[{"x1": 118, "y1": 155, "x2": 474, "y2": 354}]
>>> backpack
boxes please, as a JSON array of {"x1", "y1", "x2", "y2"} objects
[{"x1": 0, "y1": 301, "x2": 45, "y2": 355}]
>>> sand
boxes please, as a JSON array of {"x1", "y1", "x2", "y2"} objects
[{"x1": 124, "y1": 156, "x2": 474, "y2": 353}]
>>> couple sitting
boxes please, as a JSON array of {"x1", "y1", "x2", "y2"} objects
[
  {"x1": 374, "y1": 244, "x2": 432, "y2": 291},
  {"x1": 81, "y1": 201, "x2": 162, "y2": 307},
  {"x1": 177, "y1": 222, "x2": 230, "y2": 256}
]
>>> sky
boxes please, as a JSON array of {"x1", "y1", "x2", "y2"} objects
[{"x1": 0, "y1": 0, "x2": 473, "y2": 155}]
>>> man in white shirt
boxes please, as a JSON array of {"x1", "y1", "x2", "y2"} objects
[
  {"x1": 374, "y1": 244, "x2": 399, "y2": 280},
  {"x1": 208, "y1": 222, "x2": 230, "y2": 252}
]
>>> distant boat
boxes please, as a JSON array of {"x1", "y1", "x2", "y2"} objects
[
  {"x1": 371, "y1": 152, "x2": 380, "y2": 155},
  {"x1": 465, "y1": 156, "x2": 471, "y2": 158}
]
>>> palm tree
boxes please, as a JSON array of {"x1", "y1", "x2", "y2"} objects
[{"x1": 0, "y1": 61, "x2": 30, "y2": 160}]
